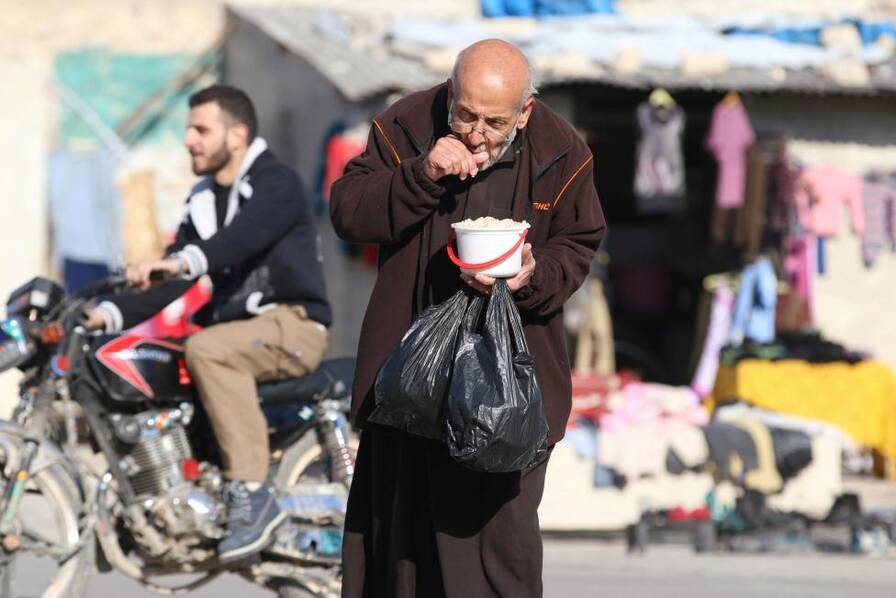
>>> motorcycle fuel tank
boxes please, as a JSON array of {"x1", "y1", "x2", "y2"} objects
[{"x1": 88, "y1": 335, "x2": 196, "y2": 407}]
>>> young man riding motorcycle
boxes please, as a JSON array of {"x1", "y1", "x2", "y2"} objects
[{"x1": 84, "y1": 84, "x2": 332, "y2": 562}]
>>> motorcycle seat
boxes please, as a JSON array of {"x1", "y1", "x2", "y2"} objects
[{"x1": 257, "y1": 357, "x2": 354, "y2": 405}]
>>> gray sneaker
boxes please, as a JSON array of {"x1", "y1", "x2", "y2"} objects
[{"x1": 219, "y1": 481, "x2": 286, "y2": 562}]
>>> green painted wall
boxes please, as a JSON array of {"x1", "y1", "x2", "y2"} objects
[{"x1": 55, "y1": 48, "x2": 211, "y2": 146}]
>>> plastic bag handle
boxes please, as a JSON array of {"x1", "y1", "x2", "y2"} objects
[{"x1": 446, "y1": 230, "x2": 528, "y2": 271}]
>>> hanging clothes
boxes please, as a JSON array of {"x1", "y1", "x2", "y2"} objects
[
  {"x1": 775, "y1": 287, "x2": 812, "y2": 334},
  {"x1": 861, "y1": 180, "x2": 896, "y2": 267},
  {"x1": 119, "y1": 168, "x2": 165, "y2": 264},
  {"x1": 633, "y1": 100, "x2": 686, "y2": 213},
  {"x1": 767, "y1": 154, "x2": 798, "y2": 236},
  {"x1": 730, "y1": 256, "x2": 777, "y2": 345},
  {"x1": 736, "y1": 146, "x2": 770, "y2": 258},
  {"x1": 782, "y1": 236, "x2": 815, "y2": 325},
  {"x1": 321, "y1": 123, "x2": 367, "y2": 202},
  {"x1": 691, "y1": 281, "x2": 735, "y2": 399},
  {"x1": 61, "y1": 258, "x2": 109, "y2": 294},
  {"x1": 793, "y1": 165, "x2": 864, "y2": 237},
  {"x1": 47, "y1": 145, "x2": 122, "y2": 270},
  {"x1": 711, "y1": 144, "x2": 771, "y2": 251},
  {"x1": 705, "y1": 97, "x2": 755, "y2": 209},
  {"x1": 574, "y1": 278, "x2": 615, "y2": 376}
]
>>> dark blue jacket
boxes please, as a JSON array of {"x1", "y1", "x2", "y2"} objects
[{"x1": 100, "y1": 141, "x2": 331, "y2": 331}]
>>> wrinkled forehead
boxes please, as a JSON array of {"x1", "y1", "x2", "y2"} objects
[{"x1": 453, "y1": 68, "x2": 525, "y2": 118}]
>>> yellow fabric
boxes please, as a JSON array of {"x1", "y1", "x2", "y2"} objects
[
  {"x1": 732, "y1": 417, "x2": 782, "y2": 493},
  {"x1": 711, "y1": 359, "x2": 896, "y2": 479}
]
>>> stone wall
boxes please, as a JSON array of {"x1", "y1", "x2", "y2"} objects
[{"x1": 0, "y1": 62, "x2": 49, "y2": 416}]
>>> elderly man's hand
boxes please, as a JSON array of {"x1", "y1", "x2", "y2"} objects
[
  {"x1": 460, "y1": 243, "x2": 535, "y2": 295},
  {"x1": 126, "y1": 258, "x2": 181, "y2": 291},
  {"x1": 423, "y1": 136, "x2": 489, "y2": 182}
]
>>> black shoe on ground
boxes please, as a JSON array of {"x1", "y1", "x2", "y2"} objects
[{"x1": 219, "y1": 481, "x2": 286, "y2": 562}]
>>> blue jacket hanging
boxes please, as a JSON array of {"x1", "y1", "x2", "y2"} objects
[{"x1": 730, "y1": 256, "x2": 777, "y2": 345}]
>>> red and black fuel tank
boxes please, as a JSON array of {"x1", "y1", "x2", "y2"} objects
[{"x1": 87, "y1": 335, "x2": 196, "y2": 407}]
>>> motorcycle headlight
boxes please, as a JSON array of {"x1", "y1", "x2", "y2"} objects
[{"x1": 0, "y1": 317, "x2": 37, "y2": 373}]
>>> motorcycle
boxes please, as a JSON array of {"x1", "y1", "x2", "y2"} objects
[{"x1": 0, "y1": 275, "x2": 355, "y2": 597}]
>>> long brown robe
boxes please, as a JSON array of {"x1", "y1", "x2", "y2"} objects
[{"x1": 331, "y1": 82, "x2": 606, "y2": 597}]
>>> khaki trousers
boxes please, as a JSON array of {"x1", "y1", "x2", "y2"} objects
[{"x1": 184, "y1": 305, "x2": 328, "y2": 482}]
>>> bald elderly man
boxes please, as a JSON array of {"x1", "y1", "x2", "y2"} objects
[{"x1": 331, "y1": 40, "x2": 606, "y2": 597}]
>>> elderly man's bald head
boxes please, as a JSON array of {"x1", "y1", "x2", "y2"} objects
[
  {"x1": 446, "y1": 40, "x2": 537, "y2": 170},
  {"x1": 450, "y1": 39, "x2": 537, "y2": 108}
]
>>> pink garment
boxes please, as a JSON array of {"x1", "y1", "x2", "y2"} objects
[
  {"x1": 793, "y1": 166, "x2": 865, "y2": 236},
  {"x1": 705, "y1": 101, "x2": 755, "y2": 209},
  {"x1": 861, "y1": 181, "x2": 896, "y2": 267},
  {"x1": 691, "y1": 284, "x2": 734, "y2": 399},
  {"x1": 601, "y1": 382, "x2": 708, "y2": 433},
  {"x1": 784, "y1": 236, "x2": 815, "y2": 324}
]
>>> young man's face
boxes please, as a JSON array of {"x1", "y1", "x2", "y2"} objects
[{"x1": 183, "y1": 101, "x2": 233, "y2": 176}]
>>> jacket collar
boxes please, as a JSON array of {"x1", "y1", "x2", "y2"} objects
[
  {"x1": 393, "y1": 83, "x2": 571, "y2": 182},
  {"x1": 187, "y1": 137, "x2": 269, "y2": 240}
]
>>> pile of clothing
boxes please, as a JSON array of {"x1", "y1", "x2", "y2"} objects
[
  {"x1": 561, "y1": 374, "x2": 845, "y2": 528},
  {"x1": 719, "y1": 330, "x2": 868, "y2": 366}
]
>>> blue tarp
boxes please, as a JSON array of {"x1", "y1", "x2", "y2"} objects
[
  {"x1": 481, "y1": 0, "x2": 616, "y2": 18},
  {"x1": 849, "y1": 18, "x2": 896, "y2": 46},
  {"x1": 724, "y1": 17, "x2": 896, "y2": 48},
  {"x1": 389, "y1": 12, "x2": 896, "y2": 71}
]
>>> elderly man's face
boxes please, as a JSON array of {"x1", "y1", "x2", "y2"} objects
[{"x1": 448, "y1": 76, "x2": 533, "y2": 170}]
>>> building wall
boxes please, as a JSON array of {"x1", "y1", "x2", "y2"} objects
[
  {"x1": 0, "y1": 63, "x2": 49, "y2": 416},
  {"x1": 224, "y1": 14, "x2": 380, "y2": 359},
  {"x1": 745, "y1": 94, "x2": 896, "y2": 371}
]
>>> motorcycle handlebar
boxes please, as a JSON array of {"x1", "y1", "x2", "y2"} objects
[{"x1": 71, "y1": 273, "x2": 130, "y2": 299}]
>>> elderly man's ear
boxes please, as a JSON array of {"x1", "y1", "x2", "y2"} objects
[{"x1": 517, "y1": 97, "x2": 535, "y2": 129}]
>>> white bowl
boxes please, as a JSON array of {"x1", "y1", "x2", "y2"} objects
[{"x1": 451, "y1": 221, "x2": 531, "y2": 278}]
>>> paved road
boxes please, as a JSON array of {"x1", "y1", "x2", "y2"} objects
[{"x1": 13, "y1": 538, "x2": 896, "y2": 597}]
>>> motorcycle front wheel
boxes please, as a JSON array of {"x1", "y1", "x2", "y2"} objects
[{"x1": 0, "y1": 459, "x2": 93, "y2": 598}]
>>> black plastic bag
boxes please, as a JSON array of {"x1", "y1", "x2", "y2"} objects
[
  {"x1": 445, "y1": 280, "x2": 549, "y2": 472},
  {"x1": 369, "y1": 289, "x2": 469, "y2": 439}
]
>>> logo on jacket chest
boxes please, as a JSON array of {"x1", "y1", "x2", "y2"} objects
[{"x1": 532, "y1": 202, "x2": 552, "y2": 212}]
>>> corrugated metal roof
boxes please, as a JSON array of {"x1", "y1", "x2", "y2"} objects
[
  {"x1": 541, "y1": 66, "x2": 896, "y2": 96},
  {"x1": 230, "y1": 4, "x2": 896, "y2": 100},
  {"x1": 230, "y1": 5, "x2": 440, "y2": 101}
]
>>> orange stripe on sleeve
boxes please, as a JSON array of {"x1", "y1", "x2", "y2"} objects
[
  {"x1": 552, "y1": 155, "x2": 593, "y2": 208},
  {"x1": 373, "y1": 119, "x2": 402, "y2": 166}
]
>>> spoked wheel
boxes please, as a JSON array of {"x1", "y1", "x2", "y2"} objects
[
  {"x1": 0, "y1": 461, "x2": 93, "y2": 598},
  {"x1": 270, "y1": 432, "x2": 358, "y2": 598}
]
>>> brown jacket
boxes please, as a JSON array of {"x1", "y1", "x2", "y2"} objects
[{"x1": 330, "y1": 83, "x2": 606, "y2": 444}]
